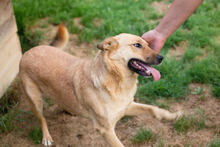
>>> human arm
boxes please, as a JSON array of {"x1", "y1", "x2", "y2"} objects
[{"x1": 142, "y1": 0, "x2": 203, "y2": 52}]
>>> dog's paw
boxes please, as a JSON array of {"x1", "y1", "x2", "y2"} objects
[
  {"x1": 174, "y1": 111, "x2": 184, "y2": 120},
  {"x1": 157, "y1": 109, "x2": 183, "y2": 121},
  {"x1": 42, "y1": 137, "x2": 54, "y2": 146}
]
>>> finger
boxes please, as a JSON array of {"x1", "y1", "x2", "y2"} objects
[
  {"x1": 141, "y1": 34, "x2": 153, "y2": 42},
  {"x1": 150, "y1": 42, "x2": 162, "y2": 53}
]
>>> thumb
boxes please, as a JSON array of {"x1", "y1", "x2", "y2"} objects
[{"x1": 141, "y1": 31, "x2": 155, "y2": 42}]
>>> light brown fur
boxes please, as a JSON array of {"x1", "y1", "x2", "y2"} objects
[
  {"x1": 19, "y1": 27, "x2": 182, "y2": 146},
  {"x1": 50, "y1": 23, "x2": 69, "y2": 50}
]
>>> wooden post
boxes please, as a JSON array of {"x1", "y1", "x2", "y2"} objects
[{"x1": 0, "y1": 0, "x2": 22, "y2": 98}]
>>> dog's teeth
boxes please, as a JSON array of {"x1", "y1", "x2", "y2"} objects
[{"x1": 145, "y1": 70, "x2": 151, "y2": 75}]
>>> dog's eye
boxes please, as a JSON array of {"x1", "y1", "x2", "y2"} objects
[{"x1": 133, "y1": 43, "x2": 142, "y2": 48}]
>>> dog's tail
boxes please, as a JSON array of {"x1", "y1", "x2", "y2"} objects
[{"x1": 50, "y1": 23, "x2": 69, "y2": 50}]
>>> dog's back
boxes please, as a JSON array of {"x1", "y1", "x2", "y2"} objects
[
  {"x1": 20, "y1": 45, "x2": 84, "y2": 111},
  {"x1": 19, "y1": 23, "x2": 86, "y2": 115}
]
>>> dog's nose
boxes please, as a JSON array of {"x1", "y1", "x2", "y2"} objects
[{"x1": 156, "y1": 55, "x2": 163, "y2": 63}]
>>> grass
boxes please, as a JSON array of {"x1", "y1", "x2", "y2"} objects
[
  {"x1": 0, "y1": 85, "x2": 19, "y2": 133},
  {"x1": 44, "y1": 97, "x2": 53, "y2": 107},
  {"x1": 182, "y1": 46, "x2": 203, "y2": 63},
  {"x1": 120, "y1": 116, "x2": 133, "y2": 123},
  {"x1": 154, "y1": 100, "x2": 170, "y2": 110},
  {"x1": 0, "y1": 87, "x2": 19, "y2": 115},
  {"x1": 132, "y1": 127, "x2": 156, "y2": 143},
  {"x1": 0, "y1": 110, "x2": 17, "y2": 133},
  {"x1": 157, "y1": 139, "x2": 164, "y2": 147},
  {"x1": 0, "y1": 82, "x2": 33, "y2": 134},
  {"x1": 29, "y1": 127, "x2": 42, "y2": 144},
  {"x1": 209, "y1": 137, "x2": 220, "y2": 147},
  {"x1": 174, "y1": 109, "x2": 206, "y2": 133}
]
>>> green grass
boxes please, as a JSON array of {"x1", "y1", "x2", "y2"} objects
[
  {"x1": 0, "y1": 110, "x2": 17, "y2": 133},
  {"x1": 209, "y1": 137, "x2": 220, "y2": 147},
  {"x1": 12, "y1": 0, "x2": 220, "y2": 104},
  {"x1": 44, "y1": 97, "x2": 53, "y2": 107},
  {"x1": 157, "y1": 139, "x2": 164, "y2": 147},
  {"x1": 154, "y1": 100, "x2": 170, "y2": 110},
  {"x1": 182, "y1": 46, "x2": 203, "y2": 63},
  {"x1": 29, "y1": 127, "x2": 42, "y2": 144},
  {"x1": 132, "y1": 127, "x2": 156, "y2": 143},
  {"x1": 119, "y1": 116, "x2": 133, "y2": 123},
  {"x1": 174, "y1": 109, "x2": 206, "y2": 133},
  {"x1": 212, "y1": 86, "x2": 220, "y2": 98},
  {"x1": 0, "y1": 87, "x2": 18, "y2": 114},
  {"x1": 0, "y1": 86, "x2": 19, "y2": 133},
  {"x1": 0, "y1": 82, "x2": 33, "y2": 134}
]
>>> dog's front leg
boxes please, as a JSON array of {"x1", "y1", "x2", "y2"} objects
[
  {"x1": 97, "y1": 126, "x2": 124, "y2": 147},
  {"x1": 93, "y1": 118, "x2": 124, "y2": 147},
  {"x1": 125, "y1": 102, "x2": 182, "y2": 120}
]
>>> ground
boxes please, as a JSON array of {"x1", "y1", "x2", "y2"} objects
[{"x1": 1, "y1": 0, "x2": 220, "y2": 146}]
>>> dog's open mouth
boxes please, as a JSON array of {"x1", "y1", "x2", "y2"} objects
[{"x1": 128, "y1": 58, "x2": 161, "y2": 81}]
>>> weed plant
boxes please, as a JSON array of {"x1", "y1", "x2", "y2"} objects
[{"x1": 132, "y1": 127, "x2": 156, "y2": 143}]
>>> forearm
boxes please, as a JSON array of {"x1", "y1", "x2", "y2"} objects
[{"x1": 155, "y1": 0, "x2": 203, "y2": 39}]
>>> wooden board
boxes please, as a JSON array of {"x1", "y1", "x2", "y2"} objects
[
  {"x1": 0, "y1": 0, "x2": 13, "y2": 26},
  {"x1": 0, "y1": 0, "x2": 22, "y2": 98},
  {"x1": 0, "y1": 15, "x2": 17, "y2": 47}
]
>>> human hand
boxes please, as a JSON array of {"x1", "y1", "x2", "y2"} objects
[{"x1": 141, "y1": 29, "x2": 166, "y2": 53}]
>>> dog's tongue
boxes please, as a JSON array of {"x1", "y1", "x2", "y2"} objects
[{"x1": 146, "y1": 66, "x2": 161, "y2": 81}]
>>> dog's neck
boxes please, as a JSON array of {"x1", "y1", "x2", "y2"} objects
[{"x1": 90, "y1": 51, "x2": 138, "y2": 99}]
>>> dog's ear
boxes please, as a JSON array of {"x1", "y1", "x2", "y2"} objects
[{"x1": 97, "y1": 37, "x2": 119, "y2": 51}]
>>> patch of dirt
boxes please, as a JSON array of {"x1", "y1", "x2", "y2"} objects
[
  {"x1": 195, "y1": 48, "x2": 207, "y2": 61},
  {"x1": 152, "y1": 0, "x2": 170, "y2": 15},
  {"x1": 1, "y1": 19, "x2": 219, "y2": 147},
  {"x1": 166, "y1": 41, "x2": 188, "y2": 59},
  {"x1": 73, "y1": 17, "x2": 84, "y2": 30},
  {"x1": 66, "y1": 33, "x2": 97, "y2": 58},
  {"x1": 93, "y1": 18, "x2": 102, "y2": 27},
  {"x1": 217, "y1": 35, "x2": 220, "y2": 45}
]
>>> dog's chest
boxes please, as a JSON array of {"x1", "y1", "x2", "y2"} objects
[{"x1": 105, "y1": 81, "x2": 137, "y2": 121}]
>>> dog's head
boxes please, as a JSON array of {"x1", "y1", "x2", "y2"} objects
[{"x1": 97, "y1": 33, "x2": 163, "y2": 81}]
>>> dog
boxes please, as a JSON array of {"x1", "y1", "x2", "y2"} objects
[{"x1": 19, "y1": 24, "x2": 182, "y2": 147}]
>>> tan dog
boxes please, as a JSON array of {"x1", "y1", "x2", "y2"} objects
[{"x1": 19, "y1": 24, "x2": 181, "y2": 147}]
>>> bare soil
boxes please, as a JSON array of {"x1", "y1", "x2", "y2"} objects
[
  {"x1": 152, "y1": 1, "x2": 170, "y2": 15},
  {"x1": 166, "y1": 41, "x2": 188, "y2": 60},
  {"x1": 0, "y1": 19, "x2": 219, "y2": 147}
]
